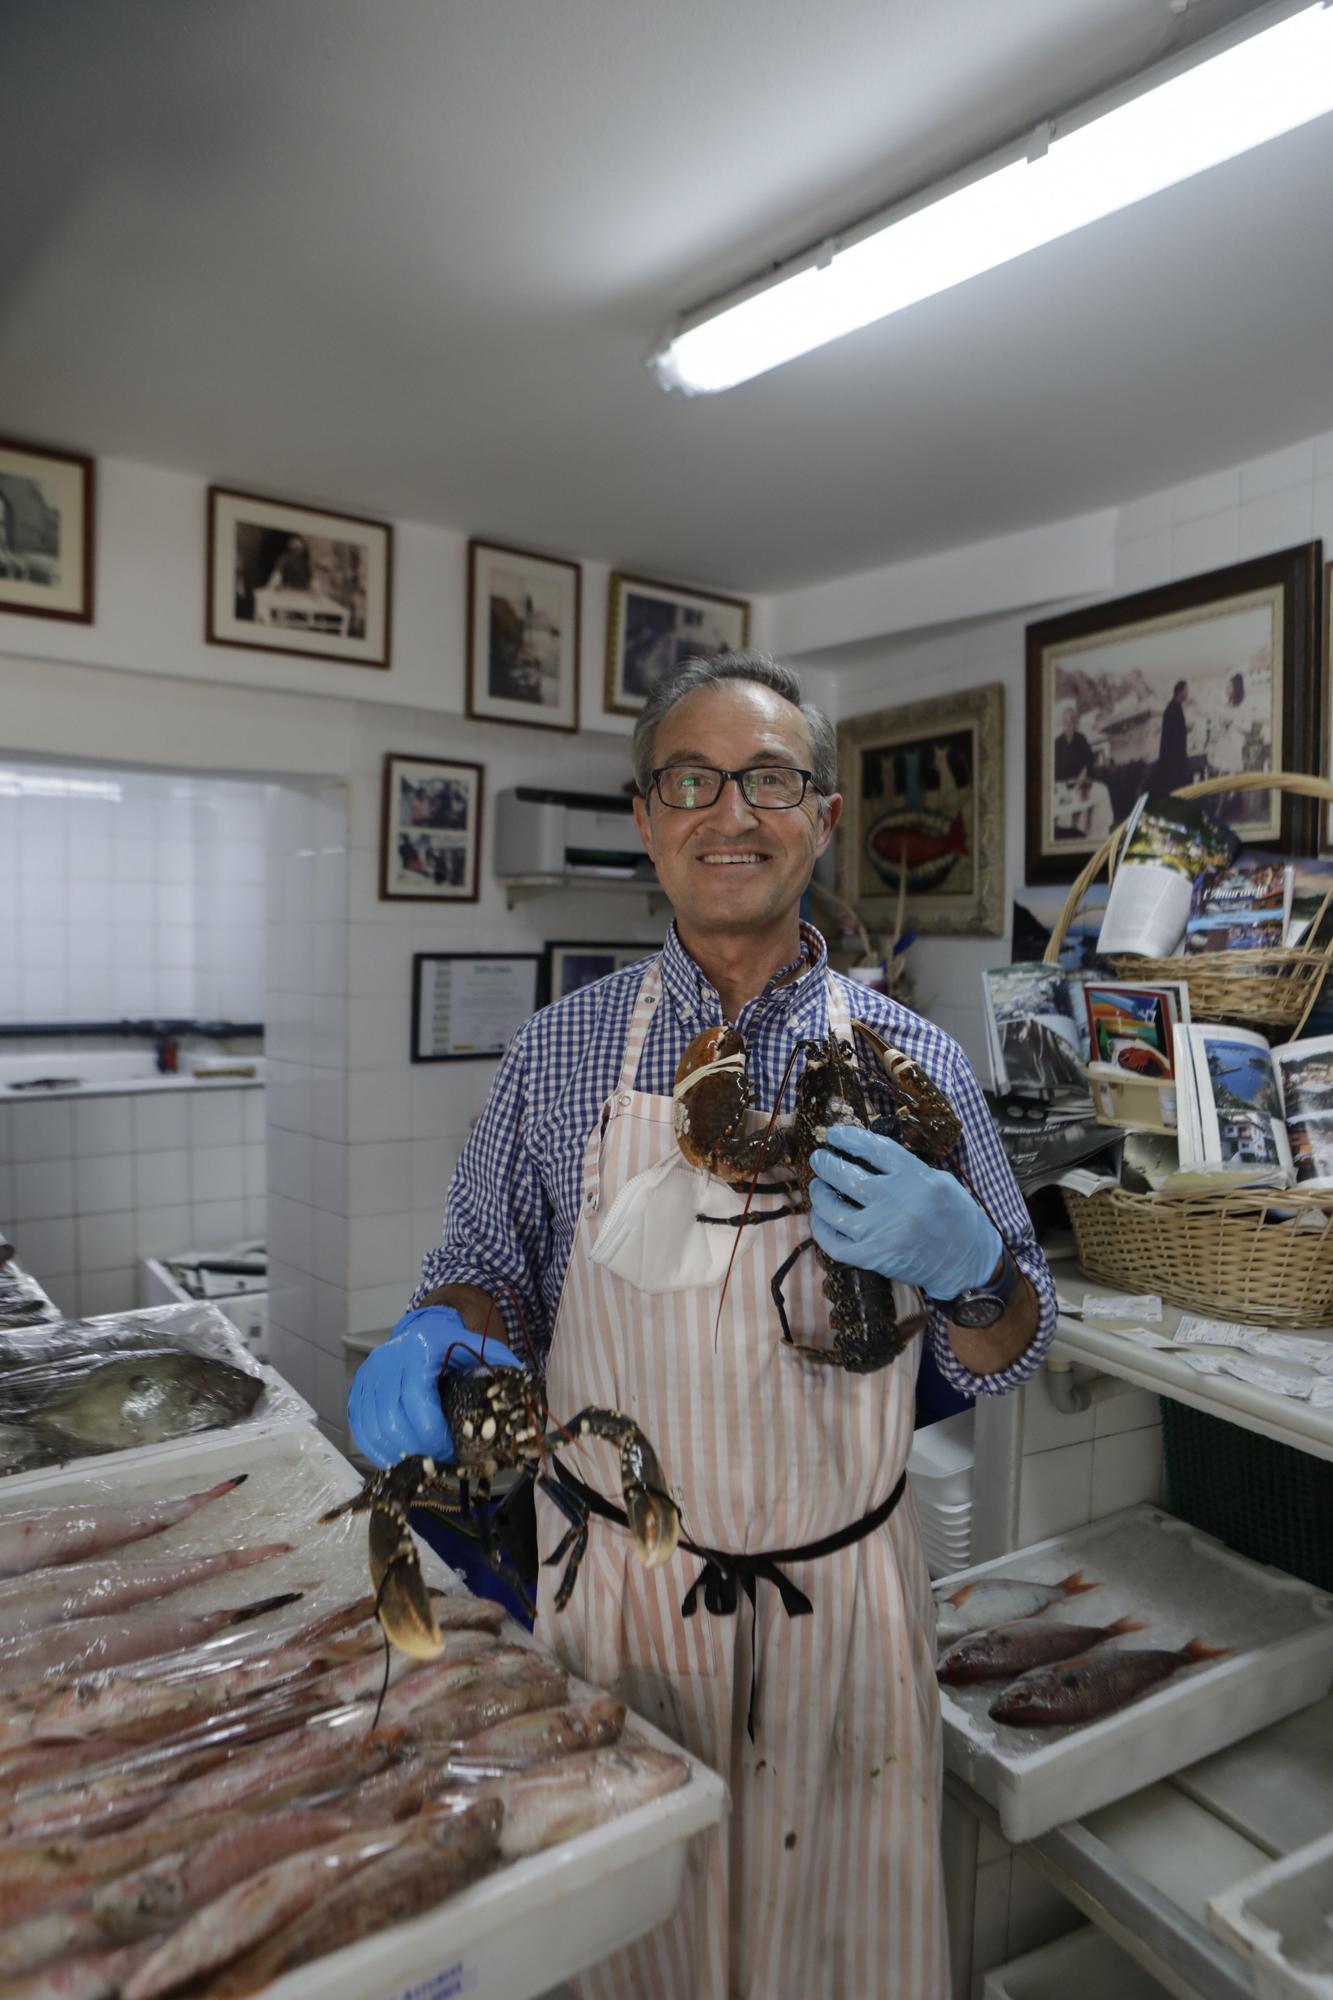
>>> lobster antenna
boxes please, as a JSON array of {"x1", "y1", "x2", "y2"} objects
[{"x1": 712, "y1": 1040, "x2": 802, "y2": 1348}]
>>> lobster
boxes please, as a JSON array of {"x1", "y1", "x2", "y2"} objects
[
  {"x1": 323, "y1": 1355, "x2": 680, "y2": 1663},
  {"x1": 674, "y1": 1018, "x2": 962, "y2": 1373}
]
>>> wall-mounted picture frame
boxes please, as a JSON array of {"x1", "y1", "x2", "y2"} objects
[
  {"x1": 604, "y1": 571, "x2": 750, "y2": 717},
  {"x1": 837, "y1": 682, "x2": 1005, "y2": 937},
  {"x1": 466, "y1": 538, "x2": 580, "y2": 732},
  {"x1": 412, "y1": 952, "x2": 541, "y2": 1062},
  {"x1": 541, "y1": 940, "x2": 653, "y2": 1006},
  {"x1": 1026, "y1": 542, "x2": 1322, "y2": 884},
  {"x1": 1324, "y1": 560, "x2": 1333, "y2": 853},
  {"x1": 380, "y1": 754, "x2": 483, "y2": 902},
  {"x1": 207, "y1": 486, "x2": 393, "y2": 669},
  {"x1": 0, "y1": 436, "x2": 95, "y2": 624}
]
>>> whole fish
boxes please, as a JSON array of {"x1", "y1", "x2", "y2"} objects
[
  {"x1": 203, "y1": 1798, "x2": 503, "y2": 1996},
  {"x1": 139, "y1": 1711, "x2": 398, "y2": 1827},
  {"x1": 448, "y1": 1696, "x2": 626, "y2": 1773},
  {"x1": 0, "y1": 1544, "x2": 291, "y2": 1643},
  {"x1": 392, "y1": 1663, "x2": 569, "y2": 1747},
  {"x1": 937, "y1": 1615, "x2": 1145, "y2": 1685},
  {"x1": 476, "y1": 1745, "x2": 690, "y2": 1859},
  {"x1": 0, "y1": 1592, "x2": 301, "y2": 1698},
  {"x1": 0, "y1": 1477, "x2": 247, "y2": 1579},
  {"x1": 988, "y1": 1637, "x2": 1230, "y2": 1727},
  {"x1": 120, "y1": 1823, "x2": 412, "y2": 2000},
  {"x1": 934, "y1": 1570, "x2": 1099, "y2": 1643},
  {"x1": 0, "y1": 1351, "x2": 265, "y2": 1457},
  {"x1": 0, "y1": 1938, "x2": 152, "y2": 2000}
]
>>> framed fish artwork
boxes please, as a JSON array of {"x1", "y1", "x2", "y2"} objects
[{"x1": 837, "y1": 682, "x2": 1005, "y2": 937}]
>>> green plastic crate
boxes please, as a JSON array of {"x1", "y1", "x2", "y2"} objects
[{"x1": 1160, "y1": 1397, "x2": 1333, "y2": 1591}]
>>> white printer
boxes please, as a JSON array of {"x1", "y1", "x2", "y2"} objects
[{"x1": 493, "y1": 786, "x2": 655, "y2": 882}]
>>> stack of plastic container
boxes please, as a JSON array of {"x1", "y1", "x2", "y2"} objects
[{"x1": 907, "y1": 1408, "x2": 974, "y2": 1577}]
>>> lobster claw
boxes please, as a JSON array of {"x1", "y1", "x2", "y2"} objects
[
  {"x1": 366, "y1": 1464, "x2": 447, "y2": 1661},
  {"x1": 620, "y1": 1434, "x2": 680, "y2": 1571}
]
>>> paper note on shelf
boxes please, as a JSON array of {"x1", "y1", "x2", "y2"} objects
[
  {"x1": 1245, "y1": 1330, "x2": 1333, "y2": 1370},
  {"x1": 1172, "y1": 1314, "x2": 1254, "y2": 1350},
  {"x1": 1055, "y1": 1168, "x2": 1123, "y2": 1198},
  {"x1": 1082, "y1": 1292, "x2": 1164, "y2": 1322},
  {"x1": 1309, "y1": 1377, "x2": 1333, "y2": 1407},
  {"x1": 1108, "y1": 1325, "x2": 1178, "y2": 1350},
  {"x1": 1183, "y1": 1351, "x2": 1314, "y2": 1398}
]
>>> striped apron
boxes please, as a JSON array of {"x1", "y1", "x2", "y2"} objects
[{"x1": 537, "y1": 958, "x2": 949, "y2": 2000}]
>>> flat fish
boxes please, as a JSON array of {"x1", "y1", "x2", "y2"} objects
[
  {"x1": 937, "y1": 1614, "x2": 1144, "y2": 1684},
  {"x1": 934, "y1": 1570, "x2": 1099, "y2": 1643},
  {"x1": 0, "y1": 1476, "x2": 247, "y2": 1579},
  {"x1": 988, "y1": 1637, "x2": 1230, "y2": 1727},
  {"x1": 1, "y1": 1351, "x2": 265, "y2": 1458}
]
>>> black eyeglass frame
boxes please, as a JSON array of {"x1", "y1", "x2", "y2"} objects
[{"x1": 646, "y1": 765, "x2": 822, "y2": 810}]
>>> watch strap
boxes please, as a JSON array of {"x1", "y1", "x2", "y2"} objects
[{"x1": 928, "y1": 1244, "x2": 1020, "y2": 1319}]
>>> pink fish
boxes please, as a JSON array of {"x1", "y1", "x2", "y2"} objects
[
  {"x1": 0, "y1": 1592, "x2": 301, "y2": 1698},
  {"x1": 0, "y1": 1544, "x2": 291, "y2": 1643},
  {"x1": 0, "y1": 1478, "x2": 248, "y2": 1580},
  {"x1": 989, "y1": 1638, "x2": 1231, "y2": 1727},
  {"x1": 937, "y1": 1615, "x2": 1145, "y2": 1685}
]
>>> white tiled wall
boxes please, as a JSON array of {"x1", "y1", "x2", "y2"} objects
[
  {"x1": 1015, "y1": 1368, "x2": 1163, "y2": 1551},
  {"x1": 0, "y1": 765, "x2": 266, "y2": 1025},
  {"x1": 0, "y1": 1086, "x2": 265, "y2": 1317}
]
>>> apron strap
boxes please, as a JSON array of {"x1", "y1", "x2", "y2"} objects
[
  {"x1": 548, "y1": 1457, "x2": 908, "y2": 1739},
  {"x1": 581, "y1": 957, "x2": 665, "y2": 1210}
]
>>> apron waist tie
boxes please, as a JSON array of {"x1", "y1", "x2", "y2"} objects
[{"x1": 548, "y1": 1460, "x2": 908, "y2": 1739}]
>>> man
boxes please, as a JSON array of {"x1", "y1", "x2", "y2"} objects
[
  {"x1": 1156, "y1": 678, "x2": 1191, "y2": 792},
  {"x1": 349, "y1": 652, "x2": 1055, "y2": 2000}
]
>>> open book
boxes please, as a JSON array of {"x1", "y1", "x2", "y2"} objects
[
  {"x1": 1082, "y1": 978, "x2": 1190, "y2": 1080},
  {"x1": 982, "y1": 964, "x2": 1090, "y2": 1100},
  {"x1": 1098, "y1": 793, "x2": 1239, "y2": 959},
  {"x1": 1185, "y1": 859, "x2": 1292, "y2": 956},
  {"x1": 1173, "y1": 1025, "x2": 1333, "y2": 1192}
]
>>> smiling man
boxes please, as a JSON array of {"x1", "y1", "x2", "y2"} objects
[{"x1": 348, "y1": 652, "x2": 1056, "y2": 2000}]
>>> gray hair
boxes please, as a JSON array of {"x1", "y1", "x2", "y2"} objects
[{"x1": 630, "y1": 650, "x2": 837, "y2": 800}]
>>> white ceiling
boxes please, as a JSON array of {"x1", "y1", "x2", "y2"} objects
[{"x1": 2, "y1": 0, "x2": 1329, "y2": 595}]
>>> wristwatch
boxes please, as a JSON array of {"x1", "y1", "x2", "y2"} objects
[{"x1": 929, "y1": 1247, "x2": 1023, "y2": 1329}]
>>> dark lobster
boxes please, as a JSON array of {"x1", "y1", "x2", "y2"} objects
[
  {"x1": 674, "y1": 1018, "x2": 962, "y2": 1372},
  {"x1": 323, "y1": 1359, "x2": 680, "y2": 1661}
]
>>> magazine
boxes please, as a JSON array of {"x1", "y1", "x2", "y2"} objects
[
  {"x1": 982, "y1": 964, "x2": 1090, "y2": 1099},
  {"x1": 1185, "y1": 858, "x2": 1292, "y2": 956},
  {"x1": 1173, "y1": 1023, "x2": 1309, "y2": 1189},
  {"x1": 1274, "y1": 1037, "x2": 1333, "y2": 1192},
  {"x1": 1081, "y1": 978, "x2": 1190, "y2": 1080},
  {"x1": 1097, "y1": 793, "x2": 1239, "y2": 959}
]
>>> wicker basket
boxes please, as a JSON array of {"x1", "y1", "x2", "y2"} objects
[
  {"x1": 1062, "y1": 1182, "x2": 1333, "y2": 1325},
  {"x1": 1044, "y1": 771, "x2": 1333, "y2": 1031}
]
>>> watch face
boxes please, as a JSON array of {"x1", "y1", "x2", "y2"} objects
[{"x1": 950, "y1": 1292, "x2": 1006, "y2": 1329}]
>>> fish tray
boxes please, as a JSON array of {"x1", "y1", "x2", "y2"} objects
[
  {"x1": 0, "y1": 1423, "x2": 727, "y2": 2000},
  {"x1": 0, "y1": 1299, "x2": 313, "y2": 1494},
  {"x1": 937, "y1": 1504, "x2": 1333, "y2": 1844},
  {"x1": 1208, "y1": 1828, "x2": 1333, "y2": 1999}
]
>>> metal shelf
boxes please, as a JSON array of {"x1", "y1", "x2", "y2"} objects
[{"x1": 498, "y1": 874, "x2": 669, "y2": 915}]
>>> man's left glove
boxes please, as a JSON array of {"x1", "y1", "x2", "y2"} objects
[{"x1": 808, "y1": 1124, "x2": 1001, "y2": 1304}]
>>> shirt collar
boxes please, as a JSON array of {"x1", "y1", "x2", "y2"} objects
[{"x1": 660, "y1": 920, "x2": 829, "y2": 1030}]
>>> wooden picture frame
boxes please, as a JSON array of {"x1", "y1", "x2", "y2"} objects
[
  {"x1": 465, "y1": 538, "x2": 580, "y2": 732},
  {"x1": 837, "y1": 682, "x2": 1005, "y2": 937},
  {"x1": 207, "y1": 486, "x2": 393, "y2": 669},
  {"x1": 541, "y1": 941, "x2": 653, "y2": 1006},
  {"x1": 0, "y1": 436, "x2": 95, "y2": 624},
  {"x1": 1026, "y1": 543, "x2": 1322, "y2": 883},
  {"x1": 411, "y1": 952, "x2": 541, "y2": 1061},
  {"x1": 604, "y1": 571, "x2": 750, "y2": 717},
  {"x1": 380, "y1": 754, "x2": 483, "y2": 902}
]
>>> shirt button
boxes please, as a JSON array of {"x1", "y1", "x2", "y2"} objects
[{"x1": 587, "y1": 1196, "x2": 598, "y2": 1212}]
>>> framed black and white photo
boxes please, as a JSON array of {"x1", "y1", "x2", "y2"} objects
[
  {"x1": 380, "y1": 754, "x2": 483, "y2": 902},
  {"x1": 604, "y1": 572, "x2": 750, "y2": 717},
  {"x1": 0, "y1": 437, "x2": 94, "y2": 624},
  {"x1": 412, "y1": 952, "x2": 541, "y2": 1062},
  {"x1": 541, "y1": 941, "x2": 652, "y2": 1006},
  {"x1": 466, "y1": 539, "x2": 580, "y2": 731},
  {"x1": 207, "y1": 487, "x2": 392, "y2": 669},
  {"x1": 1026, "y1": 543, "x2": 1322, "y2": 883}
]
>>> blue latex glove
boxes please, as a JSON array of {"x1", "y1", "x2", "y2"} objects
[
  {"x1": 347, "y1": 1304, "x2": 522, "y2": 1470},
  {"x1": 808, "y1": 1125, "x2": 1002, "y2": 1304}
]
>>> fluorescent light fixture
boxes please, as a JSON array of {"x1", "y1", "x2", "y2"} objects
[{"x1": 651, "y1": 0, "x2": 1333, "y2": 395}]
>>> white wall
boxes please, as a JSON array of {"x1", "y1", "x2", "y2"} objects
[{"x1": 807, "y1": 426, "x2": 1333, "y2": 1072}]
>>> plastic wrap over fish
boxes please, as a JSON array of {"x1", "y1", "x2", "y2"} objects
[{"x1": 0, "y1": 1302, "x2": 312, "y2": 1484}]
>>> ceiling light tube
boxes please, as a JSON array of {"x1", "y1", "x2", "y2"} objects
[{"x1": 650, "y1": 0, "x2": 1333, "y2": 395}]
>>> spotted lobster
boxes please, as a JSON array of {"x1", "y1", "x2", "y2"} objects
[{"x1": 673, "y1": 1018, "x2": 962, "y2": 1372}]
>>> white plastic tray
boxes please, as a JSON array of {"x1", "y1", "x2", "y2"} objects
[
  {"x1": 0, "y1": 1422, "x2": 727, "y2": 2000},
  {"x1": 938, "y1": 1505, "x2": 1333, "y2": 1843},
  {"x1": 983, "y1": 1922, "x2": 1175, "y2": 1999},
  {"x1": 1208, "y1": 1829, "x2": 1333, "y2": 1999},
  {"x1": 0, "y1": 1300, "x2": 313, "y2": 1494}
]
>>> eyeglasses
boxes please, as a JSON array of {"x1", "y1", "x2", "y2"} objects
[{"x1": 648, "y1": 765, "x2": 819, "y2": 810}]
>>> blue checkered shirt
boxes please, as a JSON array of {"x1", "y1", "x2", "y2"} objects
[{"x1": 417, "y1": 922, "x2": 1056, "y2": 1396}]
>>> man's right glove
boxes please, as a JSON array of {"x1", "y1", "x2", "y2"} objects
[{"x1": 346, "y1": 1304, "x2": 522, "y2": 1469}]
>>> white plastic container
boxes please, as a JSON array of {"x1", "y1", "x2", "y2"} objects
[
  {"x1": 939, "y1": 1505, "x2": 1333, "y2": 1843},
  {"x1": 908, "y1": 1409, "x2": 975, "y2": 1508},
  {"x1": 1208, "y1": 1829, "x2": 1333, "y2": 1998},
  {"x1": 983, "y1": 1923, "x2": 1174, "y2": 1998}
]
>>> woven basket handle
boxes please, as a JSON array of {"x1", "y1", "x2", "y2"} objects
[{"x1": 1042, "y1": 770, "x2": 1333, "y2": 968}]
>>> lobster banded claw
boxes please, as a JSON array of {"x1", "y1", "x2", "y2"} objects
[
  {"x1": 620, "y1": 1433, "x2": 680, "y2": 1570},
  {"x1": 368, "y1": 1497, "x2": 445, "y2": 1660}
]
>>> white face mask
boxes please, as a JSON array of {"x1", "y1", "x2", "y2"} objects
[{"x1": 589, "y1": 1151, "x2": 752, "y2": 1293}]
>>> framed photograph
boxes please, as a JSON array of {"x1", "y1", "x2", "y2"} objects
[
  {"x1": 411, "y1": 952, "x2": 541, "y2": 1062},
  {"x1": 604, "y1": 572, "x2": 750, "y2": 717},
  {"x1": 380, "y1": 755, "x2": 483, "y2": 902},
  {"x1": 1324, "y1": 560, "x2": 1333, "y2": 851},
  {"x1": 837, "y1": 682, "x2": 1005, "y2": 937},
  {"x1": 207, "y1": 487, "x2": 392, "y2": 669},
  {"x1": 0, "y1": 436, "x2": 94, "y2": 624},
  {"x1": 541, "y1": 940, "x2": 653, "y2": 1006},
  {"x1": 1026, "y1": 543, "x2": 1322, "y2": 884},
  {"x1": 466, "y1": 539, "x2": 580, "y2": 732}
]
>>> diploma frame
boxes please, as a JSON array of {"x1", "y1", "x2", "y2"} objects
[{"x1": 410, "y1": 951, "x2": 542, "y2": 1063}]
